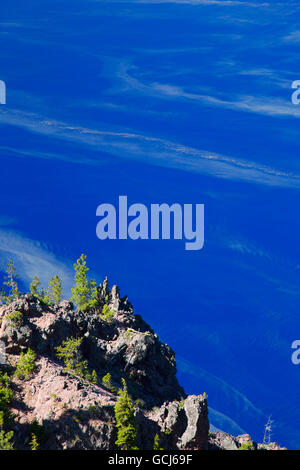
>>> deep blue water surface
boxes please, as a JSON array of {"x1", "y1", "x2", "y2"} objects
[{"x1": 1, "y1": 0, "x2": 300, "y2": 448}]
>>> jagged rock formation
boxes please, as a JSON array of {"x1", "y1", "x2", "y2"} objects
[
  {"x1": 208, "y1": 432, "x2": 284, "y2": 451},
  {"x1": 0, "y1": 280, "x2": 284, "y2": 450}
]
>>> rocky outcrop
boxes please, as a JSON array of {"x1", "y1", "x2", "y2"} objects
[
  {"x1": 179, "y1": 395, "x2": 209, "y2": 450},
  {"x1": 10, "y1": 357, "x2": 117, "y2": 450},
  {"x1": 0, "y1": 282, "x2": 184, "y2": 407},
  {"x1": 0, "y1": 280, "x2": 200, "y2": 450},
  {"x1": 0, "y1": 279, "x2": 285, "y2": 450},
  {"x1": 208, "y1": 432, "x2": 286, "y2": 451}
]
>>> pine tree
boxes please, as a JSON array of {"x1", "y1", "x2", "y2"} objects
[
  {"x1": 102, "y1": 372, "x2": 112, "y2": 389},
  {"x1": 91, "y1": 370, "x2": 98, "y2": 385},
  {"x1": 14, "y1": 348, "x2": 36, "y2": 380},
  {"x1": 30, "y1": 275, "x2": 41, "y2": 298},
  {"x1": 48, "y1": 275, "x2": 63, "y2": 304},
  {"x1": 56, "y1": 337, "x2": 83, "y2": 373},
  {"x1": 55, "y1": 337, "x2": 94, "y2": 382},
  {"x1": 30, "y1": 275, "x2": 50, "y2": 304},
  {"x1": 3, "y1": 258, "x2": 20, "y2": 304},
  {"x1": 114, "y1": 379, "x2": 138, "y2": 450},
  {"x1": 70, "y1": 254, "x2": 97, "y2": 311}
]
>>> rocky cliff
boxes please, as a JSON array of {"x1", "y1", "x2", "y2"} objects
[{"x1": 0, "y1": 279, "x2": 284, "y2": 450}]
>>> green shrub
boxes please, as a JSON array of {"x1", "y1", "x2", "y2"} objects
[
  {"x1": 238, "y1": 441, "x2": 255, "y2": 451},
  {"x1": 124, "y1": 328, "x2": 139, "y2": 340},
  {"x1": 179, "y1": 399, "x2": 184, "y2": 411},
  {"x1": 74, "y1": 360, "x2": 93, "y2": 381},
  {"x1": 100, "y1": 304, "x2": 115, "y2": 323},
  {"x1": 56, "y1": 337, "x2": 83, "y2": 371},
  {"x1": 102, "y1": 372, "x2": 117, "y2": 392},
  {"x1": 0, "y1": 428, "x2": 14, "y2": 450},
  {"x1": 14, "y1": 348, "x2": 36, "y2": 380},
  {"x1": 6, "y1": 311, "x2": 23, "y2": 328},
  {"x1": 124, "y1": 329, "x2": 133, "y2": 340}
]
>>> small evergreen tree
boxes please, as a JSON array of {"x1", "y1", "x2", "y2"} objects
[
  {"x1": 0, "y1": 428, "x2": 14, "y2": 450},
  {"x1": 30, "y1": 275, "x2": 41, "y2": 298},
  {"x1": 74, "y1": 360, "x2": 92, "y2": 381},
  {"x1": 56, "y1": 337, "x2": 83, "y2": 372},
  {"x1": 48, "y1": 275, "x2": 63, "y2": 304},
  {"x1": 70, "y1": 254, "x2": 97, "y2": 311},
  {"x1": 55, "y1": 337, "x2": 93, "y2": 381},
  {"x1": 91, "y1": 370, "x2": 98, "y2": 385},
  {"x1": 3, "y1": 258, "x2": 20, "y2": 304},
  {"x1": 14, "y1": 348, "x2": 36, "y2": 380},
  {"x1": 29, "y1": 433, "x2": 39, "y2": 450},
  {"x1": 102, "y1": 372, "x2": 112, "y2": 389},
  {"x1": 6, "y1": 311, "x2": 23, "y2": 328},
  {"x1": 30, "y1": 275, "x2": 50, "y2": 304},
  {"x1": 114, "y1": 379, "x2": 138, "y2": 450}
]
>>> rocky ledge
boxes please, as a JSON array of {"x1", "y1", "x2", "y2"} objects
[{"x1": 0, "y1": 279, "x2": 284, "y2": 450}]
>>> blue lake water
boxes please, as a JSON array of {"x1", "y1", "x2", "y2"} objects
[{"x1": 1, "y1": 0, "x2": 300, "y2": 448}]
